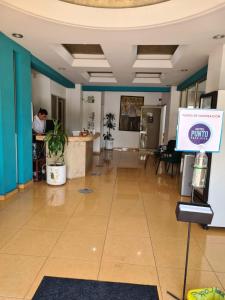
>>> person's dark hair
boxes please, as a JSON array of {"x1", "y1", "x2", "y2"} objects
[{"x1": 38, "y1": 108, "x2": 48, "y2": 115}]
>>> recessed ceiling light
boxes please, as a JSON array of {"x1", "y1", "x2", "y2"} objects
[
  {"x1": 58, "y1": 67, "x2": 66, "y2": 71},
  {"x1": 12, "y1": 33, "x2": 23, "y2": 38},
  {"x1": 213, "y1": 34, "x2": 225, "y2": 40},
  {"x1": 180, "y1": 69, "x2": 188, "y2": 72}
]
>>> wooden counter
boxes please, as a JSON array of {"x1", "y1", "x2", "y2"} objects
[{"x1": 36, "y1": 133, "x2": 100, "y2": 179}]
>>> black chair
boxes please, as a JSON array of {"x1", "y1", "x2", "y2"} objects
[
  {"x1": 163, "y1": 150, "x2": 182, "y2": 177},
  {"x1": 156, "y1": 139, "x2": 180, "y2": 176}
]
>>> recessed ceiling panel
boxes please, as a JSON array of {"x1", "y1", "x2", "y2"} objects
[
  {"x1": 88, "y1": 72, "x2": 113, "y2": 77},
  {"x1": 137, "y1": 45, "x2": 178, "y2": 55},
  {"x1": 60, "y1": 0, "x2": 169, "y2": 9},
  {"x1": 135, "y1": 72, "x2": 161, "y2": 78},
  {"x1": 63, "y1": 44, "x2": 104, "y2": 55}
]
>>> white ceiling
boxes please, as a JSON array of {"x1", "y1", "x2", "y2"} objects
[{"x1": 1, "y1": 0, "x2": 225, "y2": 87}]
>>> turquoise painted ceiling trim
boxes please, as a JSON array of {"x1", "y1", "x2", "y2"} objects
[
  {"x1": 177, "y1": 65, "x2": 208, "y2": 91},
  {"x1": 82, "y1": 85, "x2": 171, "y2": 92},
  {"x1": 31, "y1": 55, "x2": 75, "y2": 88}
]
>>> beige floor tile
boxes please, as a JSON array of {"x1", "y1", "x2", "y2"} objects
[
  {"x1": 99, "y1": 261, "x2": 159, "y2": 286},
  {"x1": 0, "y1": 229, "x2": 18, "y2": 249},
  {"x1": 152, "y1": 236, "x2": 212, "y2": 271},
  {"x1": 102, "y1": 234, "x2": 155, "y2": 266},
  {"x1": 157, "y1": 267, "x2": 223, "y2": 300},
  {"x1": 50, "y1": 231, "x2": 105, "y2": 262},
  {"x1": 0, "y1": 254, "x2": 45, "y2": 298},
  {"x1": 65, "y1": 215, "x2": 108, "y2": 234},
  {"x1": 4, "y1": 195, "x2": 44, "y2": 213},
  {"x1": 0, "y1": 229, "x2": 60, "y2": 257},
  {"x1": 114, "y1": 185, "x2": 140, "y2": 195},
  {"x1": 193, "y1": 225, "x2": 225, "y2": 244},
  {"x1": 0, "y1": 297, "x2": 23, "y2": 300},
  {"x1": 108, "y1": 215, "x2": 149, "y2": 237},
  {"x1": 1, "y1": 151, "x2": 225, "y2": 300},
  {"x1": 74, "y1": 198, "x2": 112, "y2": 217},
  {"x1": 24, "y1": 210, "x2": 70, "y2": 231},
  {"x1": 114, "y1": 193, "x2": 142, "y2": 202},
  {"x1": 25, "y1": 257, "x2": 99, "y2": 299},
  {"x1": 215, "y1": 273, "x2": 225, "y2": 290},
  {"x1": 199, "y1": 242, "x2": 225, "y2": 272},
  {"x1": 148, "y1": 215, "x2": 188, "y2": 239},
  {"x1": 0, "y1": 210, "x2": 34, "y2": 230},
  {"x1": 111, "y1": 198, "x2": 145, "y2": 217}
]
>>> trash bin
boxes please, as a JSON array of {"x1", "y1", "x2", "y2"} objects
[{"x1": 187, "y1": 288, "x2": 225, "y2": 300}]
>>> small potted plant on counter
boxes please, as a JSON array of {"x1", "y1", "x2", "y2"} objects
[
  {"x1": 44, "y1": 120, "x2": 68, "y2": 185},
  {"x1": 103, "y1": 113, "x2": 116, "y2": 150}
]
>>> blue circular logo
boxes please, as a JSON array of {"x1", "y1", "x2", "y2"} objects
[{"x1": 188, "y1": 123, "x2": 211, "y2": 145}]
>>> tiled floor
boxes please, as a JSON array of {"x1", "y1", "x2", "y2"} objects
[{"x1": 0, "y1": 150, "x2": 225, "y2": 299}]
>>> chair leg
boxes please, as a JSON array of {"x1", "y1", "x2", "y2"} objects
[
  {"x1": 166, "y1": 162, "x2": 170, "y2": 173},
  {"x1": 171, "y1": 163, "x2": 174, "y2": 177},
  {"x1": 144, "y1": 154, "x2": 150, "y2": 169},
  {"x1": 156, "y1": 159, "x2": 161, "y2": 175}
]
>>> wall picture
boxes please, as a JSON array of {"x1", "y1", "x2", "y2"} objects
[{"x1": 119, "y1": 96, "x2": 144, "y2": 131}]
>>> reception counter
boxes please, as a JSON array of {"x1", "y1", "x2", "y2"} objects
[{"x1": 36, "y1": 133, "x2": 100, "y2": 179}]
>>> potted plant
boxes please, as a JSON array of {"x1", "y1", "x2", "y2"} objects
[
  {"x1": 44, "y1": 120, "x2": 68, "y2": 185},
  {"x1": 103, "y1": 113, "x2": 116, "y2": 150}
]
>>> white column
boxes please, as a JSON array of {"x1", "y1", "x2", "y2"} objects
[
  {"x1": 66, "y1": 84, "x2": 82, "y2": 135},
  {"x1": 206, "y1": 44, "x2": 225, "y2": 93},
  {"x1": 206, "y1": 44, "x2": 225, "y2": 227},
  {"x1": 162, "y1": 86, "x2": 180, "y2": 143}
]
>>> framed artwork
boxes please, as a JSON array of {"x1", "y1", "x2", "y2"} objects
[{"x1": 119, "y1": 96, "x2": 144, "y2": 131}]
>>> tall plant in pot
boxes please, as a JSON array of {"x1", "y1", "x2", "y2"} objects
[
  {"x1": 44, "y1": 120, "x2": 68, "y2": 185},
  {"x1": 103, "y1": 113, "x2": 116, "y2": 150}
]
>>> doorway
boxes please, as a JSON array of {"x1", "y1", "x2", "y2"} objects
[
  {"x1": 51, "y1": 94, "x2": 66, "y2": 129},
  {"x1": 139, "y1": 105, "x2": 166, "y2": 151}
]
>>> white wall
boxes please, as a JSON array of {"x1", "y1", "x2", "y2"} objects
[
  {"x1": 51, "y1": 80, "x2": 66, "y2": 99},
  {"x1": 104, "y1": 91, "x2": 164, "y2": 148},
  {"x1": 32, "y1": 72, "x2": 67, "y2": 119},
  {"x1": 82, "y1": 91, "x2": 102, "y2": 152},
  {"x1": 32, "y1": 71, "x2": 82, "y2": 135},
  {"x1": 32, "y1": 72, "x2": 51, "y2": 117}
]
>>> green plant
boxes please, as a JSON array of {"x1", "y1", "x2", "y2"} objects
[
  {"x1": 44, "y1": 120, "x2": 68, "y2": 165},
  {"x1": 103, "y1": 113, "x2": 116, "y2": 140}
]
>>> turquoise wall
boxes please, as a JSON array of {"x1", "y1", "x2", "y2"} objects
[
  {"x1": 0, "y1": 35, "x2": 17, "y2": 195},
  {"x1": 0, "y1": 33, "x2": 32, "y2": 194},
  {"x1": 15, "y1": 51, "x2": 33, "y2": 185},
  {"x1": 0, "y1": 33, "x2": 75, "y2": 195}
]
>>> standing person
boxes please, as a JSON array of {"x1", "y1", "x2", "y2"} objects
[{"x1": 32, "y1": 108, "x2": 48, "y2": 134}]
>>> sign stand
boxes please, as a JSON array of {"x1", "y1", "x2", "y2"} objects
[
  {"x1": 167, "y1": 189, "x2": 193, "y2": 300},
  {"x1": 167, "y1": 188, "x2": 214, "y2": 300},
  {"x1": 166, "y1": 108, "x2": 222, "y2": 300}
]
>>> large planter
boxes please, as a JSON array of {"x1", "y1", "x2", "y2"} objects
[
  {"x1": 47, "y1": 164, "x2": 66, "y2": 185},
  {"x1": 105, "y1": 140, "x2": 114, "y2": 150}
]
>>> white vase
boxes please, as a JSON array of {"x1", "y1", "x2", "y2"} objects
[
  {"x1": 105, "y1": 140, "x2": 114, "y2": 150},
  {"x1": 47, "y1": 165, "x2": 66, "y2": 185}
]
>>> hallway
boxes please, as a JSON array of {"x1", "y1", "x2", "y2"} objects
[{"x1": 0, "y1": 150, "x2": 225, "y2": 299}]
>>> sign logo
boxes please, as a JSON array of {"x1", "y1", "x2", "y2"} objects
[{"x1": 188, "y1": 123, "x2": 211, "y2": 145}]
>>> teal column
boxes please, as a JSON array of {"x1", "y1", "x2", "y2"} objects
[
  {"x1": 15, "y1": 51, "x2": 32, "y2": 184},
  {"x1": 0, "y1": 36, "x2": 17, "y2": 195}
]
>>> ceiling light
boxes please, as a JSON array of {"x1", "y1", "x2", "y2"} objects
[
  {"x1": 213, "y1": 34, "x2": 225, "y2": 40},
  {"x1": 58, "y1": 67, "x2": 66, "y2": 71},
  {"x1": 12, "y1": 33, "x2": 23, "y2": 38},
  {"x1": 180, "y1": 69, "x2": 188, "y2": 72}
]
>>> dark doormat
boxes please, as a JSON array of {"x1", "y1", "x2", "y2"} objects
[{"x1": 32, "y1": 276, "x2": 159, "y2": 300}]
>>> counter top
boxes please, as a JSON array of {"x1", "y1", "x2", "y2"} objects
[{"x1": 36, "y1": 132, "x2": 100, "y2": 142}]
